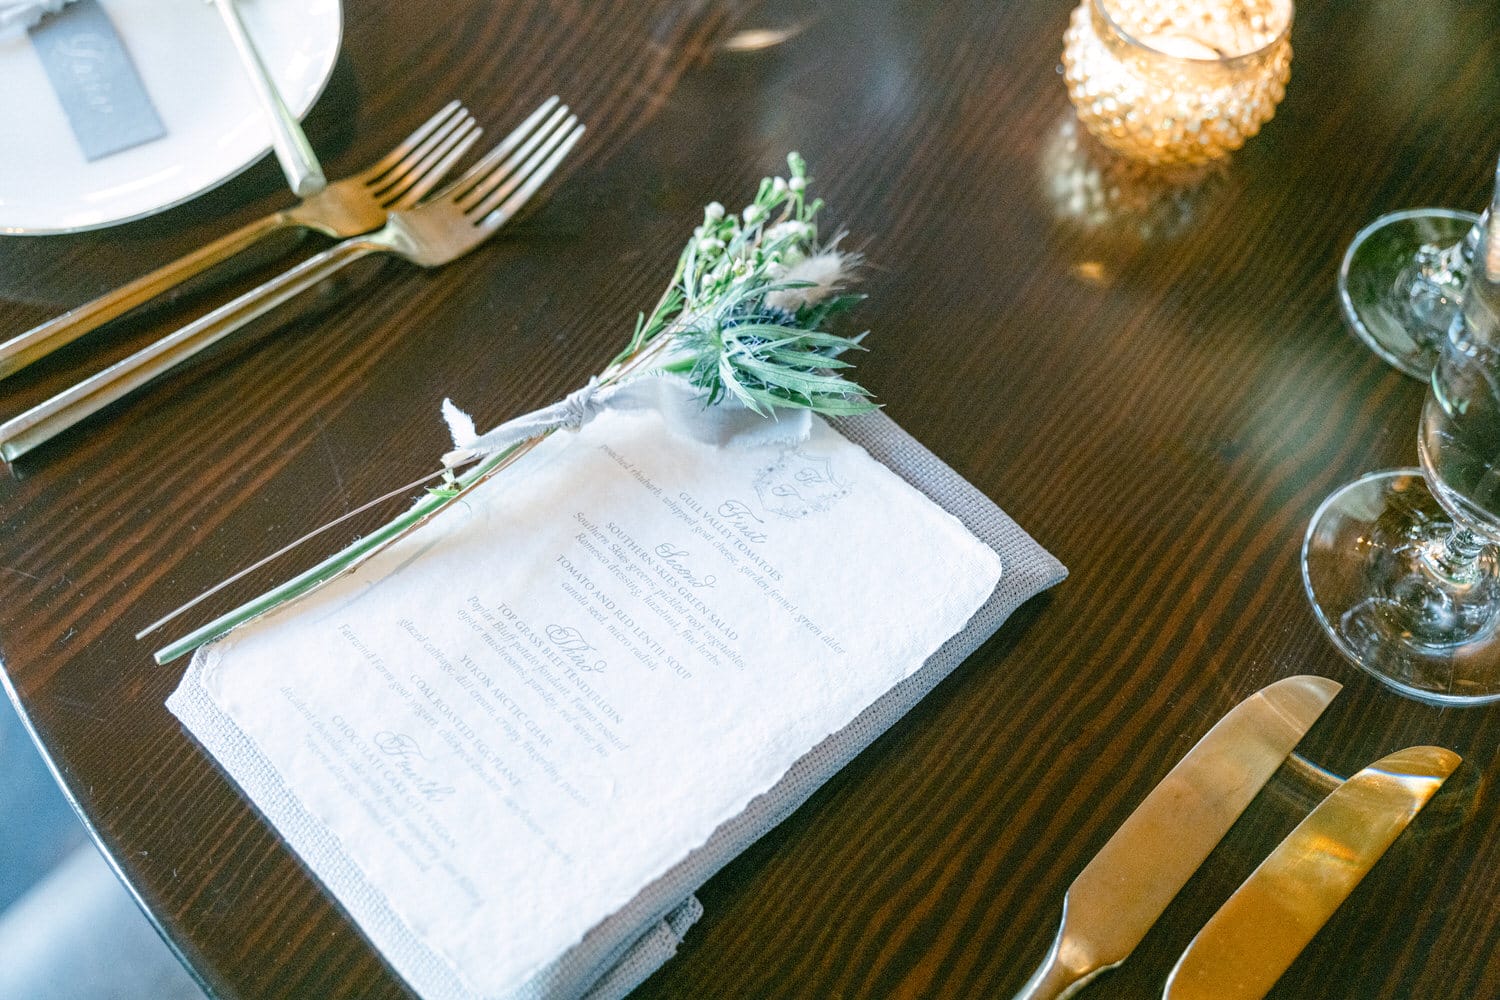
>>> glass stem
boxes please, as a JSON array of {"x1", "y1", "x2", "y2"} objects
[
  {"x1": 1461, "y1": 210, "x2": 1486, "y2": 268},
  {"x1": 1426, "y1": 524, "x2": 1488, "y2": 584},
  {"x1": 1401, "y1": 212, "x2": 1485, "y2": 352}
]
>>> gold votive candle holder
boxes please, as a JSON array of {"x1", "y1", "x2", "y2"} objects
[{"x1": 1062, "y1": 0, "x2": 1293, "y2": 166}]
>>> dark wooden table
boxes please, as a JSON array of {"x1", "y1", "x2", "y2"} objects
[{"x1": 3, "y1": 1, "x2": 1498, "y2": 997}]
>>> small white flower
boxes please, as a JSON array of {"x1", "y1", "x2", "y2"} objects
[
  {"x1": 743, "y1": 204, "x2": 766, "y2": 225},
  {"x1": 764, "y1": 220, "x2": 812, "y2": 246},
  {"x1": 765, "y1": 249, "x2": 855, "y2": 313},
  {"x1": 697, "y1": 237, "x2": 725, "y2": 253},
  {"x1": 788, "y1": 176, "x2": 806, "y2": 193},
  {"x1": 771, "y1": 177, "x2": 788, "y2": 196},
  {"x1": 704, "y1": 201, "x2": 725, "y2": 222}
]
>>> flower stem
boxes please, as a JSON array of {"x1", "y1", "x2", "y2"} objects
[
  {"x1": 152, "y1": 334, "x2": 678, "y2": 665},
  {"x1": 153, "y1": 438, "x2": 540, "y2": 664}
]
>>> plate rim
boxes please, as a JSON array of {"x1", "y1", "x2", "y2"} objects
[{"x1": 0, "y1": 0, "x2": 346, "y2": 237}]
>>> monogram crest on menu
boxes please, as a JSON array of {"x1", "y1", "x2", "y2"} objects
[{"x1": 754, "y1": 449, "x2": 849, "y2": 519}]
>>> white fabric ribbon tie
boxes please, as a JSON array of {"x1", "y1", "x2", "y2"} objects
[{"x1": 442, "y1": 374, "x2": 813, "y2": 469}]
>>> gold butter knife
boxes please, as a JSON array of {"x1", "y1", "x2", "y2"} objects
[
  {"x1": 1012, "y1": 675, "x2": 1342, "y2": 1000},
  {"x1": 1162, "y1": 745, "x2": 1460, "y2": 1000}
]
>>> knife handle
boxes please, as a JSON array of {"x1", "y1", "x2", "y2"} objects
[
  {"x1": 1013, "y1": 955, "x2": 1083, "y2": 1000},
  {"x1": 1013, "y1": 916, "x2": 1105, "y2": 1000}
]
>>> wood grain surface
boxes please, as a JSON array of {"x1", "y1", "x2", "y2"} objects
[{"x1": 3, "y1": 1, "x2": 1499, "y2": 997}]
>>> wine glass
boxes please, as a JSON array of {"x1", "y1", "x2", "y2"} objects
[
  {"x1": 1303, "y1": 168, "x2": 1500, "y2": 705},
  {"x1": 1339, "y1": 206, "x2": 1484, "y2": 380}
]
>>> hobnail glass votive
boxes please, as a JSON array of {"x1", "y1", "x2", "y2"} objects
[{"x1": 1062, "y1": 0, "x2": 1293, "y2": 166}]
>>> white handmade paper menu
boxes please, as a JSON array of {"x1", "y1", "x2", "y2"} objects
[{"x1": 170, "y1": 406, "x2": 1004, "y2": 999}]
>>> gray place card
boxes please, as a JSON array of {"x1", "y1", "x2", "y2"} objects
[{"x1": 29, "y1": 0, "x2": 166, "y2": 161}]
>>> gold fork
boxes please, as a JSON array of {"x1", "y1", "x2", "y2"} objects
[
  {"x1": 0, "y1": 100, "x2": 484, "y2": 380},
  {"x1": 0, "y1": 100, "x2": 584, "y2": 463}
]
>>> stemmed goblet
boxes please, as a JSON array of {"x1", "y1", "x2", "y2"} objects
[
  {"x1": 1339, "y1": 206, "x2": 1485, "y2": 380},
  {"x1": 1304, "y1": 168, "x2": 1500, "y2": 705}
]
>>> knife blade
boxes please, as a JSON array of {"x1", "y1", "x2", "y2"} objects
[
  {"x1": 1161, "y1": 745, "x2": 1460, "y2": 1000},
  {"x1": 1011, "y1": 675, "x2": 1342, "y2": 1000}
]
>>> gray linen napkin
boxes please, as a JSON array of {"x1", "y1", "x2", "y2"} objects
[{"x1": 167, "y1": 408, "x2": 1065, "y2": 998}]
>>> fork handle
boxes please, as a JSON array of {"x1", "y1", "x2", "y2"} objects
[
  {"x1": 0, "y1": 211, "x2": 295, "y2": 382},
  {"x1": 0, "y1": 238, "x2": 378, "y2": 463}
]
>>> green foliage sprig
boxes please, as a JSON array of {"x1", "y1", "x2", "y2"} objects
[
  {"x1": 618, "y1": 152, "x2": 876, "y2": 416},
  {"x1": 153, "y1": 154, "x2": 874, "y2": 664}
]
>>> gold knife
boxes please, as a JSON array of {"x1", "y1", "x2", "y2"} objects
[
  {"x1": 1011, "y1": 675, "x2": 1342, "y2": 1000},
  {"x1": 1161, "y1": 745, "x2": 1460, "y2": 1000}
]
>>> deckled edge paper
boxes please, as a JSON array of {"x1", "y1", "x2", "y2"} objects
[{"x1": 168, "y1": 408, "x2": 1066, "y2": 999}]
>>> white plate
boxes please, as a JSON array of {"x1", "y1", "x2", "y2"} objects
[{"x1": 0, "y1": 0, "x2": 342, "y2": 235}]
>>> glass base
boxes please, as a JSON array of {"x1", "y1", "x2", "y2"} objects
[
  {"x1": 1303, "y1": 469, "x2": 1500, "y2": 706},
  {"x1": 1339, "y1": 208, "x2": 1480, "y2": 380}
]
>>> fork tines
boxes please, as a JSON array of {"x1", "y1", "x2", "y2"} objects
[
  {"x1": 446, "y1": 98, "x2": 585, "y2": 224},
  {"x1": 365, "y1": 102, "x2": 483, "y2": 208}
]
